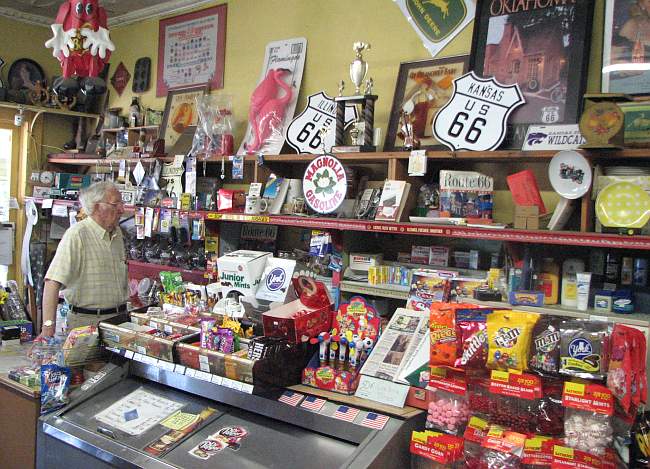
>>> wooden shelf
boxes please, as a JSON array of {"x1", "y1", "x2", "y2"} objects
[
  {"x1": 127, "y1": 260, "x2": 207, "y2": 277},
  {"x1": 0, "y1": 102, "x2": 99, "y2": 119},
  {"x1": 102, "y1": 125, "x2": 159, "y2": 133},
  {"x1": 47, "y1": 154, "x2": 162, "y2": 165},
  {"x1": 340, "y1": 280, "x2": 650, "y2": 327}
]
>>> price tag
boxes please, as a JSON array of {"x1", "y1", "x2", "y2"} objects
[
  {"x1": 194, "y1": 371, "x2": 211, "y2": 382},
  {"x1": 164, "y1": 324, "x2": 173, "y2": 334},
  {"x1": 124, "y1": 350, "x2": 135, "y2": 359},
  {"x1": 136, "y1": 346, "x2": 146, "y2": 355},
  {"x1": 231, "y1": 381, "x2": 243, "y2": 392},
  {"x1": 146, "y1": 356, "x2": 159, "y2": 366},
  {"x1": 221, "y1": 378, "x2": 235, "y2": 389},
  {"x1": 105, "y1": 346, "x2": 119, "y2": 354},
  {"x1": 149, "y1": 321, "x2": 159, "y2": 329},
  {"x1": 240, "y1": 383, "x2": 254, "y2": 394},
  {"x1": 174, "y1": 365, "x2": 186, "y2": 375},
  {"x1": 159, "y1": 360, "x2": 175, "y2": 372},
  {"x1": 211, "y1": 375, "x2": 223, "y2": 385},
  {"x1": 133, "y1": 353, "x2": 145, "y2": 363},
  {"x1": 185, "y1": 368, "x2": 197, "y2": 378},
  {"x1": 198, "y1": 355, "x2": 210, "y2": 372}
]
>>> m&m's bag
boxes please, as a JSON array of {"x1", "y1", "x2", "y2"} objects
[{"x1": 487, "y1": 310, "x2": 539, "y2": 371}]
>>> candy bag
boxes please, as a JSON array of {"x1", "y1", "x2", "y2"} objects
[
  {"x1": 607, "y1": 324, "x2": 633, "y2": 412},
  {"x1": 454, "y1": 309, "x2": 489, "y2": 369},
  {"x1": 40, "y1": 363, "x2": 71, "y2": 414},
  {"x1": 528, "y1": 316, "x2": 561, "y2": 376},
  {"x1": 430, "y1": 303, "x2": 458, "y2": 367},
  {"x1": 487, "y1": 310, "x2": 539, "y2": 371},
  {"x1": 559, "y1": 320, "x2": 609, "y2": 380}
]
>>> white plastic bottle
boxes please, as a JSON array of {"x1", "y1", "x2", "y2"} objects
[{"x1": 561, "y1": 258, "x2": 585, "y2": 308}]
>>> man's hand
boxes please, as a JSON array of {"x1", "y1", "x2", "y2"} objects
[
  {"x1": 81, "y1": 27, "x2": 115, "y2": 59},
  {"x1": 45, "y1": 23, "x2": 75, "y2": 58}
]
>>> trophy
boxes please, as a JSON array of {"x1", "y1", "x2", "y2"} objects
[{"x1": 333, "y1": 42, "x2": 378, "y2": 152}]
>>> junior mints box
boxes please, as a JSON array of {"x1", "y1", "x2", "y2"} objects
[{"x1": 218, "y1": 250, "x2": 272, "y2": 298}]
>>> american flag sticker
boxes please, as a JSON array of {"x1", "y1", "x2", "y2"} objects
[
  {"x1": 333, "y1": 405, "x2": 360, "y2": 422},
  {"x1": 300, "y1": 395, "x2": 326, "y2": 412},
  {"x1": 278, "y1": 391, "x2": 304, "y2": 406},
  {"x1": 360, "y1": 412, "x2": 389, "y2": 430}
]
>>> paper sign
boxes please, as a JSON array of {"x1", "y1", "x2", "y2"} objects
[
  {"x1": 51, "y1": 203, "x2": 68, "y2": 218},
  {"x1": 144, "y1": 207, "x2": 154, "y2": 237},
  {"x1": 9, "y1": 198, "x2": 18, "y2": 209},
  {"x1": 42, "y1": 199, "x2": 54, "y2": 209},
  {"x1": 161, "y1": 411, "x2": 200, "y2": 431},
  {"x1": 354, "y1": 375, "x2": 410, "y2": 408},
  {"x1": 522, "y1": 124, "x2": 586, "y2": 150},
  {"x1": 69, "y1": 210, "x2": 78, "y2": 226},
  {"x1": 248, "y1": 182, "x2": 263, "y2": 197},
  {"x1": 174, "y1": 154, "x2": 185, "y2": 167}
]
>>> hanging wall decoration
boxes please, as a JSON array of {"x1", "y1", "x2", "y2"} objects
[
  {"x1": 44, "y1": 0, "x2": 115, "y2": 79},
  {"x1": 110, "y1": 62, "x2": 130, "y2": 96},
  {"x1": 470, "y1": 0, "x2": 593, "y2": 146},
  {"x1": 602, "y1": 0, "x2": 650, "y2": 94},
  {"x1": 394, "y1": 0, "x2": 476, "y2": 57},
  {"x1": 132, "y1": 57, "x2": 151, "y2": 93},
  {"x1": 157, "y1": 4, "x2": 227, "y2": 97}
]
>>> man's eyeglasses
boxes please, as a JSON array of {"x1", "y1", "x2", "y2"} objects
[{"x1": 100, "y1": 201, "x2": 124, "y2": 208}]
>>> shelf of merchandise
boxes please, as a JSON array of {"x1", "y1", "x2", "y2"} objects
[
  {"x1": 101, "y1": 125, "x2": 159, "y2": 133},
  {"x1": 202, "y1": 212, "x2": 650, "y2": 250},
  {"x1": 339, "y1": 279, "x2": 650, "y2": 327},
  {"x1": 127, "y1": 260, "x2": 209, "y2": 279},
  {"x1": 0, "y1": 102, "x2": 100, "y2": 119},
  {"x1": 24, "y1": 197, "x2": 79, "y2": 208},
  {"x1": 340, "y1": 280, "x2": 410, "y2": 300},
  {"x1": 47, "y1": 154, "x2": 164, "y2": 165},
  {"x1": 44, "y1": 148, "x2": 650, "y2": 167}
]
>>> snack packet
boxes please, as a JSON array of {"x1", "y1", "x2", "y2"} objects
[
  {"x1": 559, "y1": 319, "x2": 609, "y2": 380},
  {"x1": 487, "y1": 310, "x2": 539, "y2": 371},
  {"x1": 528, "y1": 316, "x2": 561, "y2": 376},
  {"x1": 454, "y1": 309, "x2": 489, "y2": 369},
  {"x1": 40, "y1": 363, "x2": 71, "y2": 414}
]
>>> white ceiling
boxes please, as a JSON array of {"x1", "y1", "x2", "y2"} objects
[{"x1": 0, "y1": 0, "x2": 216, "y2": 27}]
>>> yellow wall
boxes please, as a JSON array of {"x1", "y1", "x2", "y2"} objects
[{"x1": 107, "y1": 0, "x2": 605, "y2": 147}]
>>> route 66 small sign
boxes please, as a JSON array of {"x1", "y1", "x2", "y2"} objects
[
  {"x1": 433, "y1": 71, "x2": 524, "y2": 151},
  {"x1": 286, "y1": 91, "x2": 357, "y2": 154}
]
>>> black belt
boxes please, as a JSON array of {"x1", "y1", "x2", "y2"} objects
[{"x1": 70, "y1": 304, "x2": 127, "y2": 315}]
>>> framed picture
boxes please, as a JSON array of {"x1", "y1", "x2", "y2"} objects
[
  {"x1": 160, "y1": 85, "x2": 208, "y2": 152},
  {"x1": 156, "y1": 4, "x2": 227, "y2": 97},
  {"x1": 470, "y1": 0, "x2": 593, "y2": 128},
  {"x1": 385, "y1": 55, "x2": 470, "y2": 151},
  {"x1": 602, "y1": 0, "x2": 650, "y2": 94},
  {"x1": 621, "y1": 102, "x2": 650, "y2": 144},
  {"x1": 8, "y1": 58, "x2": 45, "y2": 91}
]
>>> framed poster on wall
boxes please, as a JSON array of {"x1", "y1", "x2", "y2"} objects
[
  {"x1": 470, "y1": 0, "x2": 593, "y2": 129},
  {"x1": 384, "y1": 55, "x2": 470, "y2": 151},
  {"x1": 156, "y1": 4, "x2": 227, "y2": 97},
  {"x1": 602, "y1": 0, "x2": 650, "y2": 94}
]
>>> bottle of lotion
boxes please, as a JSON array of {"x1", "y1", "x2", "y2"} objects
[{"x1": 561, "y1": 258, "x2": 585, "y2": 308}]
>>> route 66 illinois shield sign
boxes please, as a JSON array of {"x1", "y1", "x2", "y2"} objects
[{"x1": 433, "y1": 71, "x2": 524, "y2": 151}]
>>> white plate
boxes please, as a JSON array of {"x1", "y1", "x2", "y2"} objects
[{"x1": 548, "y1": 150, "x2": 592, "y2": 199}]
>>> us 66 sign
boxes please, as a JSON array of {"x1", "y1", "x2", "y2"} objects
[
  {"x1": 433, "y1": 71, "x2": 524, "y2": 151},
  {"x1": 286, "y1": 91, "x2": 357, "y2": 154}
]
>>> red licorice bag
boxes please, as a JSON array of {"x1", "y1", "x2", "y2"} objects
[{"x1": 607, "y1": 324, "x2": 633, "y2": 412}]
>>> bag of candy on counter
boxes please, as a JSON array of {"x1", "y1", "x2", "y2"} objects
[
  {"x1": 463, "y1": 416, "x2": 489, "y2": 469},
  {"x1": 40, "y1": 363, "x2": 71, "y2": 414},
  {"x1": 454, "y1": 309, "x2": 489, "y2": 369},
  {"x1": 559, "y1": 319, "x2": 610, "y2": 381},
  {"x1": 479, "y1": 426, "x2": 526, "y2": 469},
  {"x1": 487, "y1": 310, "x2": 538, "y2": 371},
  {"x1": 528, "y1": 316, "x2": 561, "y2": 376},
  {"x1": 429, "y1": 303, "x2": 458, "y2": 367}
]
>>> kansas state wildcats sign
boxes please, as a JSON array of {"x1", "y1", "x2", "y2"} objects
[
  {"x1": 433, "y1": 71, "x2": 524, "y2": 151},
  {"x1": 287, "y1": 91, "x2": 357, "y2": 154}
]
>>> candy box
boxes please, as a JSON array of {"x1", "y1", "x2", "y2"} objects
[
  {"x1": 301, "y1": 353, "x2": 361, "y2": 394},
  {"x1": 0, "y1": 319, "x2": 33, "y2": 343},
  {"x1": 218, "y1": 250, "x2": 272, "y2": 299}
]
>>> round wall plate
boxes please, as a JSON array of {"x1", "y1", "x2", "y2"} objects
[
  {"x1": 8, "y1": 58, "x2": 45, "y2": 91},
  {"x1": 596, "y1": 181, "x2": 650, "y2": 229},
  {"x1": 579, "y1": 102, "x2": 624, "y2": 145},
  {"x1": 548, "y1": 150, "x2": 592, "y2": 200}
]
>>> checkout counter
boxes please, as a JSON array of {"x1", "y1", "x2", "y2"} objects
[{"x1": 37, "y1": 355, "x2": 423, "y2": 468}]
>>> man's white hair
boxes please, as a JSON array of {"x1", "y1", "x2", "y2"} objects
[{"x1": 79, "y1": 181, "x2": 120, "y2": 215}]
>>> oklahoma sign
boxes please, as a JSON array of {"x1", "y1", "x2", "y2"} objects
[
  {"x1": 433, "y1": 71, "x2": 524, "y2": 151},
  {"x1": 303, "y1": 154, "x2": 347, "y2": 214}
]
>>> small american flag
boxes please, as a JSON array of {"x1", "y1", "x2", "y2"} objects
[
  {"x1": 300, "y1": 395, "x2": 326, "y2": 412},
  {"x1": 360, "y1": 412, "x2": 389, "y2": 430},
  {"x1": 278, "y1": 391, "x2": 304, "y2": 406},
  {"x1": 333, "y1": 405, "x2": 359, "y2": 422}
]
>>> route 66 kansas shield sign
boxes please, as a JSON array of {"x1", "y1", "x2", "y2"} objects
[
  {"x1": 433, "y1": 71, "x2": 524, "y2": 151},
  {"x1": 286, "y1": 91, "x2": 357, "y2": 154}
]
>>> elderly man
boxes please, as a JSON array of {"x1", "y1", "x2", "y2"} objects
[{"x1": 40, "y1": 181, "x2": 128, "y2": 337}]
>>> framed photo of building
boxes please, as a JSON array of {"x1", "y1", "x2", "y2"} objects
[
  {"x1": 156, "y1": 4, "x2": 227, "y2": 97},
  {"x1": 384, "y1": 55, "x2": 470, "y2": 151},
  {"x1": 160, "y1": 85, "x2": 208, "y2": 152},
  {"x1": 470, "y1": 0, "x2": 593, "y2": 128},
  {"x1": 602, "y1": 0, "x2": 650, "y2": 94}
]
